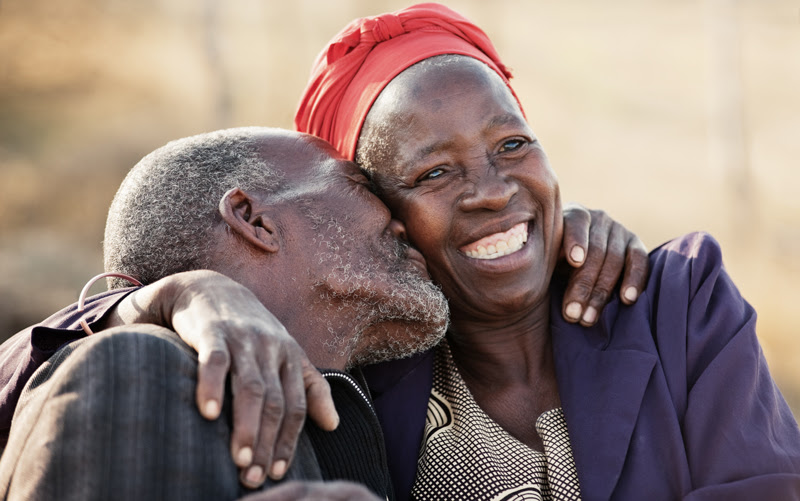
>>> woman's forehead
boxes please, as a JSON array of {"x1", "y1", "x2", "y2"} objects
[
  {"x1": 362, "y1": 57, "x2": 520, "y2": 140},
  {"x1": 355, "y1": 57, "x2": 525, "y2": 177},
  {"x1": 389, "y1": 56, "x2": 498, "y2": 102}
]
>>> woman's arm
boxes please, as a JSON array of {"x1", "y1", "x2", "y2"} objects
[
  {"x1": 658, "y1": 234, "x2": 800, "y2": 498},
  {"x1": 0, "y1": 270, "x2": 338, "y2": 489}
]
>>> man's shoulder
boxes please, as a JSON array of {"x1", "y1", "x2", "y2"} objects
[{"x1": 0, "y1": 287, "x2": 137, "y2": 444}]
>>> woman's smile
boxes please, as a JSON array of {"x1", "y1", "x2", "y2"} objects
[{"x1": 460, "y1": 221, "x2": 528, "y2": 259}]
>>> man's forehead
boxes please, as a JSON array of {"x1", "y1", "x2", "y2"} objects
[
  {"x1": 252, "y1": 133, "x2": 358, "y2": 188},
  {"x1": 252, "y1": 134, "x2": 323, "y2": 173}
]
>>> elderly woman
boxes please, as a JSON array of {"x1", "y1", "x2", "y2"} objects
[{"x1": 295, "y1": 3, "x2": 800, "y2": 500}]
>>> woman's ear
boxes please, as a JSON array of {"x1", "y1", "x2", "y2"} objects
[{"x1": 219, "y1": 188, "x2": 280, "y2": 253}]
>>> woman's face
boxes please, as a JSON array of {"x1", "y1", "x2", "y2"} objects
[{"x1": 359, "y1": 56, "x2": 563, "y2": 319}]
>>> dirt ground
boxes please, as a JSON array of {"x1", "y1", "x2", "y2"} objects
[{"x1": 1, "y1": 0, "x2": 798, "y2": 415}]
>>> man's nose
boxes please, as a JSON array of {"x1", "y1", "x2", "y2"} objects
[
  {"x1": 387, "y1": 219, "x2": 409, "y2": 242},
  {"x1": 458, "y1": 167, "x2": 518, "y2": 212}
]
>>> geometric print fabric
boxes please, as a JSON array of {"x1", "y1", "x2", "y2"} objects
[{"x1": 411, "y1": 342, "x2": 582, "y2": 501}]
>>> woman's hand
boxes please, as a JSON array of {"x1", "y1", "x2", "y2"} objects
[
  {"x1": 102, "y1": 270, "x2": 339, "y2": 488},
  {"x1": 560, "y1": 203, "x2": 649, "y2": 326},
  {"x1": 238, "y1": 481, "x2": 382, "y2": 501}
]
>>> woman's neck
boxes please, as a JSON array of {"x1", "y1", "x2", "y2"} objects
[
  {"x1": 447, "y1": 297, "x2": 553, "y2": 388},
  {"x1": 446, "y1": 297, "x2": 561, "y2": 450}
]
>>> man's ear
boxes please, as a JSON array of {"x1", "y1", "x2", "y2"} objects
[{"x1": 219, "y1": 188, "x2": 280, "y2": 253}]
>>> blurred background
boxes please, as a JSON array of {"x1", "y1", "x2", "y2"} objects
[{"x1": 0, "y1": 0, "x2": 798, "y2": 414}]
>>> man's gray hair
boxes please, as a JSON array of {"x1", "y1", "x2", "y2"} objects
[{"x1": 104, "y1": 127, "x2": 282, "y2": 289}]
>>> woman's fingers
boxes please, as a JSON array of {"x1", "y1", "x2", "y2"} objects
[
  {"x1": 242, "y1": 352, "x2": 338, "y2": 487},
  {"x1": 194, "y1": 333, "x2": 231, "y2": 419},
  {"x1": 229, "y1": 356, "x2": 271, "y2": 472},
  {"x1": 263, "y1": 350, "x2": 309, "y2": 483},
  {"x1": 164, "y1": 271, "x2": 337, "y2": 489},
  {"x1": 304, "y1": 361, "x2": 338, "y2": 432}
]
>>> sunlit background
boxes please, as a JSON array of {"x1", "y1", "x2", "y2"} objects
[{"x1": 1, "y1": 0, "x2": 798, "y2": 415}]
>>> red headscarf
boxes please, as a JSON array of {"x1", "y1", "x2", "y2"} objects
[{"x1": 294, "y1": 2, "x2": 521, "y2": 161}]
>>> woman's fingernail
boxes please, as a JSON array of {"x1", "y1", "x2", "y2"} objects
[
  {"x1": 570, "y1": 246, "x2": 585, "y2": 264},
  {"x1": 270, "y1": 459, "x2": 287, "y2": 479},
  {"x1": 204, "y1": 400, "x2": 220, "y2": 418},
  {"x1": 565, "y1": 302, "x2": 582, "y2": 320},
  {"x1": 582, "y1": 306, "x2": 597, "y2": 324},
  {"x1": 624, "y1": 286, "x2": 638, "y2": 302},
  {"x1": 237, "y1": 447, "x2": 253, "y2": 466},
  {"x1": 246, "y1": 465, "x2": 264, "y2": 484}
]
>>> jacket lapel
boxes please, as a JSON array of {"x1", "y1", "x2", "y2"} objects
[{"x1": 552, "y1": 316, "x2": 656, "y2": 501}]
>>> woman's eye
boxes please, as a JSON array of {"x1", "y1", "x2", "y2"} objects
[
  {"x1": 499, "y1": 139, "x2": 526, "y2": 153},
  {"x1": 420, "y1": 167, "x2": 445, "y2": 181}
]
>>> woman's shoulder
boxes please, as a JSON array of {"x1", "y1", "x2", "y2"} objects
[
  {"x1": 553, "y1": 231, "x2": 745, "y2": 358},
  {"x1": 644, "y1": 231, "x2": 729, "y2": 304},
  {"x1": 648, "y1": 231, "x2": 723, "y2": 275}
]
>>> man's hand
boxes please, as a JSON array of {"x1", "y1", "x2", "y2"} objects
[
  {"x1": 238, "y1": 481, "x2": 382, "y2": 501},
  {"x1": 102, "y1": 270, "x2": 339, "y2": 488},
  {"x1": 560, "y1": 203, "x2": 649, "y2": 326}
]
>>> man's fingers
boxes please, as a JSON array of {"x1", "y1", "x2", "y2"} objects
[
  {"x1": 620, "y1": 236, "x2": 649, "y2": 305},
  {"x1": 562, "y1": 266, "x2": 599, "y2": 324},
  {"x1": 562, "y1": 218, "x2": 610, "y2": 324},
  {"x1": 581, "y1": 224, "x2": 627, "y2": 326},
  {"x1": 195, "y1": 336, "x2": 230, "y2": 420},
  {"x1": 562, "y1": 203, "x2": 591, "y2": 267}
]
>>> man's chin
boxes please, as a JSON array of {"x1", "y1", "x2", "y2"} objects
[
  {"x1": 347, "y1": 318, "x2": 448, "y2": 369},
  {"x1": 347, "y1": 279, "x2": 450, "y2": 369}
]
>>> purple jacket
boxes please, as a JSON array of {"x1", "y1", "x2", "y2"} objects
[
  {"x1": 0, "y1": 288, "x2": 137, "y2": 446},
  {"x1": 364, "y1": 233, "x2": 800, "y2": 500},
  {"x1": 2, "y1": 233, "x2": 799, "y2": 500}
]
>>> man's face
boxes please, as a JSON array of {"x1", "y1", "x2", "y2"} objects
[{"x1": 260, "y1": 134, "x2": 448, "y2": 367}]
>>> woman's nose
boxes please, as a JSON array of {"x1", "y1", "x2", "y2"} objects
[
  {"x1": 387, "y1": 218, "x2": 409, "y2": 242},
  {"x1": 458, "y1": 168, "x2": 518, "y2": 212}
]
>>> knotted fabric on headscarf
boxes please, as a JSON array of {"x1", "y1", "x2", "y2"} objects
[{"x1": 294, "y1": 2, "x2": 521, "y2": 161}]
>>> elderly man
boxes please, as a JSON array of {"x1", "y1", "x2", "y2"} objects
[{"x1": 0, "y1": 127, "x2": 450, "y2": 500}]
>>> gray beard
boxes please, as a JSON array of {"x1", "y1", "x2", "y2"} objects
[{"x1": 305, "y1": 211, "x2": 449, "y2": 369}]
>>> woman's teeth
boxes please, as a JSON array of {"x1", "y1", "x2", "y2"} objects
[{"x1": 461, "y1": 222, "x2": 528, "y2": 260}]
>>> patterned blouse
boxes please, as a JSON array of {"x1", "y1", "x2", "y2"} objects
[{"x1": 411, "y1": 342, "x2": 582, "y2": 501}]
